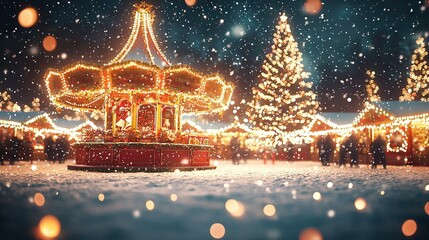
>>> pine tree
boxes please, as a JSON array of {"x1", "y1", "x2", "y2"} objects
[
  {"x1": 365, "y1": 70, "x2": 381, "y2": 102},
  {"x1": 400, "y1": 37, "x2": 429, "y2": 101},
  {"x1": 247, "y1": 14, "x2": 318, "y2": 133}
]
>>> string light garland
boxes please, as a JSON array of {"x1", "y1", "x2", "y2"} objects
[
  {"x1": 246, "y1": 13, "x2": 318, "y2": 135},
  {"x1": 386, "y1": 126, "x2": 408, "y2": 152},
  {"x1": 400, "y1": 37, "x2": 429, "y2": 101}
]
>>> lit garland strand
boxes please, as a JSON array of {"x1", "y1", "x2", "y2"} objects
[
  {"x1": 365, "y1": 70, "x2": 381, "y2": 102},
  {"x1": 400, "y1": 37, "x2": 429, "y2": 101},
  {"x1": 247, "y1": 13, "x2": 318, "y2": 135},
  {"x1": 386, "y1": 125, "x2": 408, "y2": 152}
]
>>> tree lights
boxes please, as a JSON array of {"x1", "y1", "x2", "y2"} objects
[
  {"x1": 400, "y1": 37, "x2": 429, "y2": 101},
  {"x1": 247, "y1": 13, "x2": 318, "y2": 135},
  {"x1": 365, "y1": 70, "x2": 381, "y2": 102}
]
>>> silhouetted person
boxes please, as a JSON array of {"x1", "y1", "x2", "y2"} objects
[
  {"x1": 230, "y1": 136, "x2": 240, "y2": 165},
  {"x1": 317, "y1": 135, "x2": 332, "y2": 166},
  {"x1": 8, "y1": 135, "x2": 21, "y2": 165},
  {"x1": 325, "y1": 135, "x2": 334, "y2": 166},
  {"x1": 371, "y1": 135, "x2": 387, "y2": 169},
  {"x1": 346, "y1": 132, "x2": 359, "y2": 168},
  {"x1": 339, "y1": 139, "x2": 347, "y2": 167},
  {"x1": 285, "y1": 140, "x2": 295, "y2": 162},
  {"x1": 23, "y1": 134, "x2": 34, "y2": 162},
  {"x1": 44, "y1": 136, "x2": 55, "y2": 162},
  {"x1": 56, "y1": 135, "x2": 70, "y2": 164}
]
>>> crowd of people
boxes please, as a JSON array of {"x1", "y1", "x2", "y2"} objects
[
  {"x1": 317, "y1": 132, "x2": 387, "y2": 169},
  {"x1": 0, "y1": 133, "x2": 34, "y2": 165},
  {"x1": 0, "y1": 133, "x2": 70, "y2": 165}
]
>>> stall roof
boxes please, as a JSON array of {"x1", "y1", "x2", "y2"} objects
[
  {"x1": 52, "y1": 119, "x2": 87, "y2": 129},
  {"x1": 0, "y1": 111, "x2": 45, "y2": 123},
  {"x1": 318, "y1": 112, "x2": 359, "y2": 126},
  {"x1": 370, "y1": 101, "x2": 429, "y2": 117}
]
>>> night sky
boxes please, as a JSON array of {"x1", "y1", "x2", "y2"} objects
[{"x1": 1, "y1": 0, "x2": 429, "y2": 117}]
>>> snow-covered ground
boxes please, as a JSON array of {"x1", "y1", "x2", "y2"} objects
[{"x1": 0, "y1": 160, "x2": 428, "y2": 240}]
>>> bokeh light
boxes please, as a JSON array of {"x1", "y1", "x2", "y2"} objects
[
  {"x1": 170, "y1": 194, "x2": 178, "y2": 202},
  {"x1": 425, "y1": 202, "x2": 429, "y2": 215},
  {"x1": 146, "y1": 200, "x2": 155, "y2": 210},
  {"x1": 425, "y1": 184, "x2": 429, "y2": 191},
  {"x1": 39, "y1": 215, "x2": 61, "y2": 238},
  {"x1": 401, "y1": 219, "x2": 417, "y2": 237},
  {"x1": 313, "y1": 192, "x2": 322, "y2": 201},
  {"x1": 225, "y1": 199, "x2": 245, "y2": 218},
  {"x1": 326, "y1": 182, "x2": 333, "y2": 188},
  {"x1": 18, "y1": 7, "x2": 38, "y2": 28},
  {"x1": 98, "y1": 193, "x2": 105, "y2": 202},
  {"x1": 185, "y1": 0, "x2": 197, "y2": 7},
  {"x1": 354, "y1": 197, "x2": 366, "y2": 211},
  {"x1": 263, "y1": 204, "x2": 276, "y2": 217},
  {"x1": 31, "y1": 164, "x2": 37, "y2": 171},
  {"x1": 303, "y1": 0, "x2": 322, "y2": 15},
  {"x1": 43, "y1": 36, "x2": 57, "y2": 52},
  {"x1": 34, "y1": 193, "x2": 45, "y2": 207},
  {"x1": 133, "y1": 210, "x2": 141, "y2": 218},
  {"x1": 210, "y1": 223, "x2": 225, "y2": 239},
  {"x1": 299, "y1": 227, "x2": 323, "y2": 240}
]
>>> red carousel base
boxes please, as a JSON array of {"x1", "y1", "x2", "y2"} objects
[{"x1": 68, "y1": 142, "x2": 215, "y2": 172}]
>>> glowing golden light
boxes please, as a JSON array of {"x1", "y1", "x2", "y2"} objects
[
  {"x1": 299, "y1": 227, "x2": 323, "y2": 240},
  {"x1": 185, "y1": 0, "x2": 197, "y2": 7},
  {"x1": 34, "y1": 193, "x2": 45, "y2": 207},
  {"x1": 312, "y1": 192, "x2": 322, "y2": 201},
  {"x1": 43, "y1": 36, "x2": 57, "y2": 52},
  {"x1": 146, "y1": 200, "x2": 155, "y2": 210},
  {"x1": 225, "y1": 199, "x2": 246, "y2": 218},
  {"x1": 98, "y1": 193, "x2": 105, "y2": 202},
  {"x1": 18, "y1": 7, "x2": 38, "y2": 28},
  {"x1": 303, "y1": 0, "x2": 322, "y2": 15},
  {"x1": 326, "y1": 182, "x2": 333, "y2": 188},
  {"x1": 425, "y1": 184, "x2": 429, "y2": 191},
  {"x1": 39, "y1": 215, "x2": 61, "y2": 238},
  {"x1": 170, "y1": 194, "x2": 178, "y2": 202},
  {"x1": 210, "y1": 223, "x2": 225, "y2": 239},
  {"x1": 263, "y1": 204, "x2": 276, "y2": 217},
  {"x1": 401, "y1": 219, "x2": 417, "y2": 237},
  {"x1": 31, "y1": 165, "x2": 37, "y2": 171},
  {"x1": 354, "y1": 198, "x2": 366, "y2": 211},
  {"x1": 424, "y1": 202, "x2": 429, "y2": 215}
]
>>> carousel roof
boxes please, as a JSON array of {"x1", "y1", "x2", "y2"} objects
[
  {"x1": 318, "y1": 112, "x2": 359, "y2": 126},
  {"x1": 44, "y1": 2, "x2": 233, "y2": 115},
  {"x1": 370, "y1": 101, "x2": 429, "y2": 117}
]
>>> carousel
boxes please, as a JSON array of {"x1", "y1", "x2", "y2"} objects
[{"x1": 44, "y1": 2, "x2": 233, "y2": 172}]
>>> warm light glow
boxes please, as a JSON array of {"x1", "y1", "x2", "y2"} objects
[
  {"x1": 424, "y1": 202, "x2": 429, "y2": 215},
  {"x1": 133, "y1": 210, "x2": 141, "y2": 218},
  {"x1": 326, "y1": 182, "x2": 333, "y2": 188},
  {"x1": 98, "y1": 193, "x2": 105, "y2": 202},
  {"x1": 299, "y1": 228, "x2": 323, "y2": 240},
  {"x1": 43, "y1": 36, "x2": 57, "y2": 52},
  {"x1": 185, "y1": 0, "x2": 197, "y2": 7},
  {"x1": 210, "y1": 223, "x2": 226, "y2": 239},
  {"x1": 312, "y1": 192, "x2": 322, "y2": 201},
  {"x1": 146, "y1": 200, "x2": 155, "y2": 210},
  {"x1": 170, "y1": 194, "x2": 178, "y2": 202},
  {"x1": 225, "y1": 199, "x2": 246, "y2": 218},
  {"x1": 18, "y1": 7, "x2": 38, "y2": 28},
  {"x1": 34, "y1": 193, "x2": 45, "y2": 207},
  {"x1": 39, "y1": 215, "x2": 61, "y2": 238},
  {"x1": 303, "y1": 0, "x2": 322, "y2": 15},
  {"x1": 425, "y1": 184, "x2": 429, "y2": 191},
  {"x1": 263, "y1": 204, "x2": 276, "y2": 217},
  {"x1": 31, "y1": 165, "x2": 37, "y2": 171},
  {"x1": 401, "y1": 219, "x2": 417, "y2": 237},
  {"x1": 354, "y1": 198, "x2": 366, "y2": 211}
]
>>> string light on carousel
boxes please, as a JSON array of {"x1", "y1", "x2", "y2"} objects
[{"x1": 44, "y1": 2, "x2": 233, "y2": 172}]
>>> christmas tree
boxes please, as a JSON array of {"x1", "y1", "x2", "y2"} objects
[
  {"x1": 247, "y1": 14, "x2": 318, "y2": 133},
  {"x1": 400, "y1": 37, "x2": 429, "y2": 101},
  {"x1": 365, "y1": 70, "x2": 381, "y2": 102}
]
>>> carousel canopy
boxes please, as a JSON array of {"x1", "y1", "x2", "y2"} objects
[{"x1": 44, "y1": 2, "x2": 233, "y2": 115}]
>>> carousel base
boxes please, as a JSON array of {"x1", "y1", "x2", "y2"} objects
[{"x1": 70, "y1": 142, "x2": 215, "y2": 172}]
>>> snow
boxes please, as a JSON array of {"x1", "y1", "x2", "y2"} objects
[{"x1": 1, "y1": 160, "x2": 428, "y2": 240}]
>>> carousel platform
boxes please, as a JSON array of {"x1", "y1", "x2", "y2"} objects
[{"x1": 69, "y1": 142, "x2": 215, "y2": 172}]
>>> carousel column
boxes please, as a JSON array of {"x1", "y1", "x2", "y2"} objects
[{"x1": 156, "y1": 103, "x2": 162, "y2": 141}]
